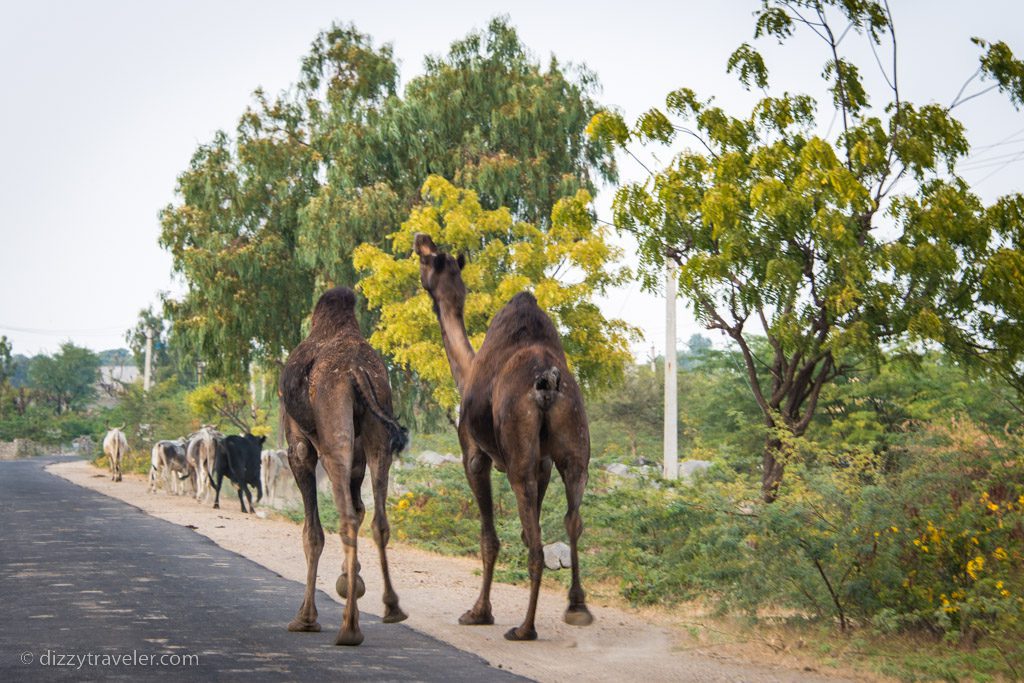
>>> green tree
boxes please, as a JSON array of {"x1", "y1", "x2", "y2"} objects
[
  {"x1": 590, "y1": 1, "x2": 1024, "y2": 501},
  {"x1": 160, "y1": 19, "x2": 615, "y2": 388},
  {"x1": 590, "y1": 363, "x2": 663, "y2": 461},
  {"x1": 0, "y1": 336, "x2": 12, "y2": 418},
  {"x1": 126, "y1": 306, "x2": 197, "y2": 386},
  {"x1": 28, "y1": 343, "x2": 101, "y2": 414},
  {"x1": 185, "y1": 381, "x2": 268, "y2": 435},
  {"x1": 354, "y1": 176, "x2": 636, "y2": 412}
]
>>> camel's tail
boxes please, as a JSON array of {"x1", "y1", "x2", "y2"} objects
[
  {"x1": 532, "y1": 366, "x2": 561, "y2": 411},
  {"x1": 350, "y1": 369, "x2": 409, "y2": 456}
]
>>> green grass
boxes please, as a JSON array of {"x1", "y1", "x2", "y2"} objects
[{"x1": 273, "y1": 432, "x2": 1023, "y2": 683}]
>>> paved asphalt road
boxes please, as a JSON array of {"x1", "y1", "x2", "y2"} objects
[{"x1": 0, "y1": 456, "x2": 528, "y2": 681}]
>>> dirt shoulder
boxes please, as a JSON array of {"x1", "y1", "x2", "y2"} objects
[{"x1": 49, "y1": 459, "x2": 859, "y2": 682}]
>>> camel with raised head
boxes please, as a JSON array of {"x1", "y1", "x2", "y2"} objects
[
  {"x1": 280, "y1": 286, "x2": 409, "y2": 646},
  {"x1": 414, "y1": 233, "x2": 594, "y2": 641}
]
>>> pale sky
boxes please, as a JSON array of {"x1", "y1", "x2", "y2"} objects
[{"x1": 1, "y1": 1, "x2": 1021, "y2": 362}]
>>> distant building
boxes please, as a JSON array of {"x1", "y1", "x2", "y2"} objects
[{"x1": 95, "y1": 363, "x2": 141, "y2": 408}]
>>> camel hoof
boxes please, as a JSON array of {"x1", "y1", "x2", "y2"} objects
[
  {"x1": 287, "y1": 619, "x2": 321, "y2": 632},
  {"x1": 213, "y1": 503, "x2": 219, "y2": 509},
  {"x1": 504, "y1": 626, "x2": 538, "y2": 641},
  {"x1": 564, "y1": 605, "x2": 594, "y2": 626},
  {"x1": 336, "y1": 573, "x2": 366, "y2": 600},
  {"x1": 334, "y1": 629, "x2": 364, "y2": 646},
  {"x1": 458, "y1": 610, "x2": 494, "y2": 626},
  {"x1": 383, "y1": 607, "x2": 408, "y2": 624}
]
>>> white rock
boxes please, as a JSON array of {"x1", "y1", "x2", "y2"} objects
[
  {"x1": 605, "y1": 463, "x2": 633, "y2": 478},
  {"x1": 417, "y1": 450, "x2": 460, "y2": 467},
  {"x1": 679, "y1": 459, "x2": 712, "y2": 479},
  {"x1": 543, "y1": 541, "x2": 572, "y2": 570}
]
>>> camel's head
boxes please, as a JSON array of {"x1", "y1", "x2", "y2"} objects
[{"x1": 414, "y1": 233, "x2": 466, "y2": 313}]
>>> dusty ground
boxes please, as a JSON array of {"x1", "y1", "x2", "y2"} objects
[{"x1": 50, "y1": 460, "x2": 862, "y2": 682}]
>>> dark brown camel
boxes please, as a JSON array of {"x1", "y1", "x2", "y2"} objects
[
  {"x1": 414, "y1": 233, "x2": 594, "y2": 641},
  {"x1": 279, "y1": 286, "x2": 409, "y2": 646}
]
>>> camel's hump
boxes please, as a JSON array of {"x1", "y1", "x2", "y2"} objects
[{"x1": 311, "y1": 286, "x2": 357, "y2": 332}]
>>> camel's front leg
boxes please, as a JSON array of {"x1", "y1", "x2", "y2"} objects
[
  {"x1": 286, "y1": 437, "x2": 323, "y2": 632},
  {"x1": 459, "y1": 444, "x2": 498, "y2": 626}
]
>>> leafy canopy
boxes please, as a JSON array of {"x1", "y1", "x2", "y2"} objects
[
  {"x1": 354, "y1": 176, "x2": 637, "y2": 411},
  {"x1": 160, "y1": 19, "x2": 614, "y2": 384},
  {"x1": 589, "y1": 0, "x2": 1024, "y2": 498},
  {"x1": 28, "y1": 342, "x2": 101, "y2": 415}
]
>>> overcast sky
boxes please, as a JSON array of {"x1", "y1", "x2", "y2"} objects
[{"x1": 1, "y1": 0, "x2": 1021, "y2": 362}]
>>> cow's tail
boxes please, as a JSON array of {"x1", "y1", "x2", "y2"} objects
[
  {"x1": 531, "y1": 366, "x2": 561, "y2": 411},
  {"x1": 350, "y1": 369, "x2": 409, "y2": 456}
]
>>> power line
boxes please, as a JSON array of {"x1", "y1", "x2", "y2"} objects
[
  {"x1": 972, "y1": 151, "x2": 1024, "y2": 186},
  {"x1": 0, "y1": 323, "x2": 127, "y2": 336}
]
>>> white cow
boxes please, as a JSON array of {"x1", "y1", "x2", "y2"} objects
[
  {"x1": 102, "y1": 428, "x2": 128, "y2": 482},
  {"x1": 148, "y1": 443, "x2": 163, "y2": 493},
  {"x1": 260, "y1": 449, "x2": 289, "y2": 503},
  {"x1": 188, "y1": 427, "x2": 222, "y2": 502},
  {"x1": 149, "y1": 439, "x2": 192, "y2": 494}
]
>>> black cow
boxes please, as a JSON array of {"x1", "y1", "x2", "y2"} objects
[{"x1": 211, "y1": 433, "x2": 265, "y2": 513}]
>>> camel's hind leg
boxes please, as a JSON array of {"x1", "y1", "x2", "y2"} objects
[
  {"x1": 316, "y1": 389, "x2": 364, "y2": 646},
  {"x1": 459, "y1": 438, "x2": 498, "y2": 626},
  {"x1": 506, "y1": 467, "x2": 543, "y2": 641},
  {"x1": 365, "y1": 426, "x2": 407, "y2": 624},
  {"x1": 559, "y1": 459, "x2": 593, "y2": 626},
  {"x1": 285, "y1": 421, "x2": 323, "y2": 633},
  {"x1": 336, "y1": 442, "x2": 365, "y2": 602}
]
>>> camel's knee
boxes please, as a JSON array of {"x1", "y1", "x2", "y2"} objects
[
  {"x1": 372, "y1": 517, "x2": 390, "y2": 546},
  {"x1": 527, "y1": 545, "x2": 544, "y2": 579},
  {"x1": 304, "y1": 524, "x2": 325, "y2": 554},
  {"x1": 481, "y1": 532, "x2": 500, "y2": 559},
  {"x1": 565, "y1": 509, "x2": 583, "y2": 538}
]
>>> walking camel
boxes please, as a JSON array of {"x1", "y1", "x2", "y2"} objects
[
  {"x1": 414, "y1": 233, "x2": 594, "y2": 641},
  {"x1": 280, "y1": 286, "x2": 409, "y2": 646}
]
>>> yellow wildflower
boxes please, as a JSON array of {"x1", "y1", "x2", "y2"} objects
[
  {"x1": 987, "y1": 502, "x2": 1000, "y2": 513},
  {"x1": 396, "y1": 499, "x2": 410, "y2": 511},
  {"x1": 890, "y1": 526, "x2": 899, "y2": 533},
  {"x1": 994, "y1": 547, "x2": 1008, "y2": 560},
  {"x1": 966, "y1": 555, "x2": 985, "y2": 580}
]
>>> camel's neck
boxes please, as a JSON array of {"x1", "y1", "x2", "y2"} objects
[{"x1": 435, "y1": 300, "x2": 475, "y2": 394}]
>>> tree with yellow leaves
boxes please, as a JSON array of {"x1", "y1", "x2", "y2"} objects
[{"x1": 354, "y1": 176, "x2": 637, "y2": 415}]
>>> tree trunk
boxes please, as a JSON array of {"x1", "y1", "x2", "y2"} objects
[{"x1": 762, "y1": 434, "x2": 786, "y2": 503}]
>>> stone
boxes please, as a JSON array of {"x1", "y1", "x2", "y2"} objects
[
  {"x1": 605, "y1": 463, "x2": 633, "y2": 477},
  {"x1": 416, "y1": 450, "x2": 460, "y2": 467},
  {"x1": 679, "y1": 459, "x2": 712, "y2": 479},
  {"x1": 543, "y1": 541, "x2": 572, "y2": 570}
]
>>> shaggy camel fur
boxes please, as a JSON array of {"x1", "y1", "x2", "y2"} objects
[
  {"x1": 280, "y1": 286, "x2": 409, "y2": 646},
  {"x1": 415, "y1": 233, "x2": 594, "y2": 641}
]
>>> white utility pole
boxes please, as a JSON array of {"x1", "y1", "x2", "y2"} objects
[
  {"x1": 249, "y1": 362, "x2": 258, "y2": 414},
  {"x1": 663, "y1": 260, "x2": 678, "y2": 480},
  {"x1": 143, "y1": 327, "x2": 153, "y2": 391}
]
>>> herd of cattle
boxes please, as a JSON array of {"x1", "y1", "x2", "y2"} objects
[{"x1": 101, "y1": 425, "x2": 293, "y2": 512}]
